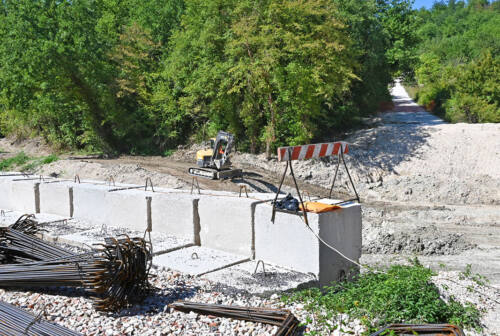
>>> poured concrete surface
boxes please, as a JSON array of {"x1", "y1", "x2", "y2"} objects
[
  {"x1": 203, "y1": 260, "x2": 317, "y2": 295},
  {"x1": 153, "y1": 246, "x2": 249, "y2": 276}
]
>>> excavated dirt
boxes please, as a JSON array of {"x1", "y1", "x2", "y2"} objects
[{"x1": 362, "y1": 225, "x2": 476, "y2": 255}]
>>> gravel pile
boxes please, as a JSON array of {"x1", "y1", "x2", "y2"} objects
[{"x1": 231, "y1": 82, "x2": 500, "y2": 205}]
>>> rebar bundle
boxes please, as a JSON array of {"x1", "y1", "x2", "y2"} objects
[
  {"x1": 9, "y1": 214, "x2": 40, "y2": 236},
  {"x1": 0, "y1": 226, "x2": 76, "y2": 264},
  {"x1": 0, "y1": 224, "x2": 152, "y2": 311},
  {"x1": 0, "y1": 300, "x2": 81, "y2": 336},
  {"x1": 169, "y1": 301, "x2": 299, "y2": 336}
]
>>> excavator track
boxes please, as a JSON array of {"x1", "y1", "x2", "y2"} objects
[
  {"x1": 188, "y1": 167, "x2": 217, "y2": 179},
  {"x1": 188, "y1": 167, "x2": 242, "y2": 180}
]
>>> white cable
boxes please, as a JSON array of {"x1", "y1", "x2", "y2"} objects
[{"x1": 297, "y1": 210, "x2": 381, "y2": 273}]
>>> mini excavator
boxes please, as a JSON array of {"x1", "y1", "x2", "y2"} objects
[{"x1": 188, "y1": 131, "x2": 242, "y2": 180}]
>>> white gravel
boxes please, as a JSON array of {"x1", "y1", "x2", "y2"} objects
[
  {"x1": 433, "y1": 271, "x2": 500, "y2": 336},
  {"x1": 0, "y1": 267, "x2": 362, "y2": 336},
  {"x1": 1, "y1": 264, "x2": 496, "y2": 335}
]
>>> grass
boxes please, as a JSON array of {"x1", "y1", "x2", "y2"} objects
[
  {"x1": 0, "y1": 152, "x2": 31, "y2": 170},
  {"x1": 0, "y1": 152, "x2": 59, "y2": 172},
  {"x1": 163, "y1": 149, "x2": 176, "y2": 157},
  {"x1": 282, "y1": 260, "x2": 482, "y2": 335}
]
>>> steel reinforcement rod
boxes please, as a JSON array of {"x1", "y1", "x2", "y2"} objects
[
  {"x1": 0, "y1": 227, "x2": 152, "y2": 311},
  {"x1": 0, "y1": 300, "x2": 81, "y2": 336},
  {"x1": 169, "y1": 301, "x2": 299, "y2": 336}
]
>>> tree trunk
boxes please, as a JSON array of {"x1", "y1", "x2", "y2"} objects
[{"x1": 66, "y1": 70, "x2": 116, "y2": 154}]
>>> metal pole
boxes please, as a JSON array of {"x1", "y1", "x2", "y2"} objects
[
  {"x1": 288, "y1": 155, "x2": 309, "y2": 227},
  {"x1": 340, "y1": 150, "x2": 360, "y2": 202},
  {"x1": 271, "y1": 160, "x2": 289, "y2": 222},
  {"x1": 328, "y1": 154, "x2": 341, "y2": 198}
]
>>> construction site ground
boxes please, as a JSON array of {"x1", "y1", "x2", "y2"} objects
[
  {"x1": 1, "y1": 81, "x2": 499, "y2": 334},
  {"x1": 18, "y1": 81, "x2": 499, "y2": 286}
]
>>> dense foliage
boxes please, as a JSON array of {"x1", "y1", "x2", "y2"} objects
[
  {"x1": 409, "y1": 0, "x2": 500, "y2": 123},
  {"x1": 0, "y1": 0, "x2": 415, "y2": 154},
  {"x1": 283, "y1": 262, "x2": 481, "y2": 335}
]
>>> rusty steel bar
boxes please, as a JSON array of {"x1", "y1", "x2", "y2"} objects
[
  {"x1": 0, "y1": 300, "x2": 81, "y2": 335},
  {"x1": 169, "y1": 301, "x2": 299, "y2": 335}
]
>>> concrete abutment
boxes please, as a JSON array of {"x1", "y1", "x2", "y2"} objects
[{"x1": 0, "y1": 174, "x2": 362, "y2": 287}]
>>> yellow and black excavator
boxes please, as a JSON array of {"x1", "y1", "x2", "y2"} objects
[{"x1": 188, "y1": 131, "x2": 242, "y2": 180}]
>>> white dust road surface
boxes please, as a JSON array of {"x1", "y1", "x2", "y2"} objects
[
  {"x1": 237, "y1": 80, "x2": 500, "y2": 205},
  {"x1": 354, "y1": 80, "x2": 500, "y2": 205}
]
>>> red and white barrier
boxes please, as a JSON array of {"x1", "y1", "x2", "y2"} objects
[{"x1": 277, "y1": 142, "x2": 349, "y2": 162}]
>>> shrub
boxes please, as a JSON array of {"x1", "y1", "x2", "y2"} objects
[{"x1": 283, "y1": 262, "x2": 481, "y2": 335}]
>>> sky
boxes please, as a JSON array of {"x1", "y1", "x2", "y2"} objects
[{"x1": 412, "y1": 0, "x2": 438, "y2": 9}]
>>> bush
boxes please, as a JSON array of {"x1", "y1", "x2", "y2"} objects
[
  {"x1": 283, "y1": 261, "x2": 481, "y2": 335},
  {"x1": 0, "y1": 152, "x2": 31, "y2": 171},
  {"x1": 445, "y1": 93, "x2": 499, "y2": 123}
]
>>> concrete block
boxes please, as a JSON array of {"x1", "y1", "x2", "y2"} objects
[
  {"x1": 39, "y1": 181, "x2": 74, "y2": 217},
  {"x1": 72, "y1": 183, "x2": 111, "y2": 227},
  {"x1": 198, "y1": 195, "x2": 272, "y2": 257},
  {"x1": 150, "y1": 192, "x2": 199, "y2": 243},
  {"x1": 9, "y1": 180, "x2": 39, "y2": 213},
  {"x1": 0, "y1": 176, "x2": 16, "y2": 210},
  {"x1": 254, "y1": 200, "x2": 362, "y2": 286},
  {"x1": 105, "y1": 189, "x2": 149, "y2": 232}
]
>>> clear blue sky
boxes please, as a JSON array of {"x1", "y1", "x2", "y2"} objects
[{"x1": 412, "y1": 0, "x2": 438, "y2": 9}]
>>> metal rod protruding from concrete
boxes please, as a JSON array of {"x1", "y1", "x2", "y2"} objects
[
  {"x1": 190, "y1": 177, "x2": 201, "y2": 195},
  {"x1": 191, "y1": 252, "x2": 199, "y2": 260},
  {"x1": 0, "y1": 210, "x2": 4, "y2": 217},
  {"x1": 74, "y1": 175, "x2": 81, "y2": 183},
  {"x1": 239, "y1": 185, "x2": 249, "y2": 198},
  {"x1": 145, "y1": 178, "x2": 155, "y2": 192},
  {"x1": 107, "y1": 176, "x2": 115, "y2": 186},
  {"x1": 303, "y1": 191, "x2": 312, "y2": 201},
  {"x1": 253, "y1": 260, "x2": 266, "y2": 276}
]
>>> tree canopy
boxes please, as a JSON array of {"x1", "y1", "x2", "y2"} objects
[
  {"x1": 0, "y1": 0, "x2": 420, "y2": 154},
  {"x1": 409, "y1": 0, "x2": 500, "y2": 123}
]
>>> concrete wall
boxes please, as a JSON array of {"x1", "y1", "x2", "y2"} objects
[
  {"x1": 39, "y1": 182, "x2": 73, "y2": 217},
  {"x1": 8, "y1": 180, "x2": 39, "y2": 213},
  {"x1": 0, "y1": 173, "x2": 362, "y2": 286},
  {"x1": 198, "y1": 195, "x2": 272, "y2": 257},
  {"x1": 0, "y1": 176, "x2": 16, "y2": 210},
  {"x1": 254, "y1": 200, "x2": 362, "y2": 286},
  {"x1": 72, "y1": 183, "x2": 110, "y2": 227},
  {"x1": 150, "y1": 192, "x2": 199, "y2": 243},
  {"x1": 105, "y1": 189, "x2": 149, "y2": 232}
]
